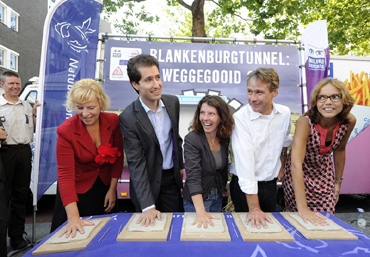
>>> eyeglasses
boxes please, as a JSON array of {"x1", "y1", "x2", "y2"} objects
[{"x1": 317, "y1": 94, "x2": 342, "y2": 103}]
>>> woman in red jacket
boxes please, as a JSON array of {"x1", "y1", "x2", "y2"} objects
[{"x1": 50, "y1": 79, "x2": 123, "y2": 237}]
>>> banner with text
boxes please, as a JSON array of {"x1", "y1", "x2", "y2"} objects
[
  {"x1": 103, "y1": 40, "x2": 301, "y2": 114},
  {"x1": 33, "y1": 0, "x2": 102, "y2": 203},
  {"x1": 302, "y1": 20, "x2": 330, "y2": 103}
]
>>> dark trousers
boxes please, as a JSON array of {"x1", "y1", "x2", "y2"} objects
[
  {"x1": 0, "y1": 164, "x2": 8, "y2": 257},
  {"x1": 230, "y1": 175, "x2": 277, "y2": 212},
  {"x1": 132, "y1": 168, "x2": 183, "y2": 213},
  {"x1": 156, "y1": 168, "x2": 183, "y2": 212},
  {"x1": 1, "y1": 145, "x2": 31, "y2": 239},
  {"x1": 50, "y1": 177, "x2": 118, "y2": 232}
]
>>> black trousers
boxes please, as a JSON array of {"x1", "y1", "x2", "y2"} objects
[
  {"x1": 132, "y1": 168, "x2": 183, "y2": 213},
  {"x1": 1, "y1": 145, "x2": 31, "y2": 239},
  {"x1": 230, "y1": 174, "x2": 277, "y2": 212},
  {"x1": 0, "y1": 158, "x2": 8, "y2": 257},
  {"x1": 50, "y1": 177, "x2": 118, "y2": 232},
  {"x1": 156, "y1": 168, "x2": 183, "y2": 212}
]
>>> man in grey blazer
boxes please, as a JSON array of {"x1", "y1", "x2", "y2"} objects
[{"x1": 119, "y1": 54, "x2": 184, "y2": 226}]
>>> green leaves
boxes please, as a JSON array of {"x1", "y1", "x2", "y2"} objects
[{"x1": 102, "y1": 0, "x2": 370, "y2": 55}]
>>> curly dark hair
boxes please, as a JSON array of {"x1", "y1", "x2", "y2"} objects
[
  {"x1": 189, "y1": 95, "x2": 234, "y2": 144},
  {"x1": 305, "y1": 78, "x2": 354, "y2": 124}
]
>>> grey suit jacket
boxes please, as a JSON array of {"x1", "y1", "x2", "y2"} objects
[
  {"x1": 119, "y1": 95, "x2": 184, "y2": 210},
  {"x1": 182, "y1": 131, "x2": 229, "y2": 202}
]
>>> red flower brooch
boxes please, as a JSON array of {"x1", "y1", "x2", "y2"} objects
[{"x1": 95, "y1": 144, "x2": 121, "y2": 165}]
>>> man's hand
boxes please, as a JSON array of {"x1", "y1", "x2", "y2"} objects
[
  {"x1": 33, "y1": 99, "x2": 41, "y2": 112},
  {"x1": 246, "y1": 208, "x2": 273, "y2": 229},
  {"x1": 180, "y1": 169, "x2": 185, "y2": 179},
  {"x1": 0, "y1": 126, "x2": 7, "y2": 142},
  {"x1": 245, "y1": 194, "x2": 272, "y2": 229},
  {"x1": 137, "y1": 208, "x2": 161, "y2": 227}
]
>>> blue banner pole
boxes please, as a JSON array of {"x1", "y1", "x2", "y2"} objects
[{"x1": 33, "y1": 0, "x2": 102, "y2": 207}]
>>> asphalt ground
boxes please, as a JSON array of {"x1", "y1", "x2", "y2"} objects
[{"x1": 6, "y1": 194, "x2": 370, "y2": 257}]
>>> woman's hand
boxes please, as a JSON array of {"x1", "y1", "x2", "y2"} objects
[
  {"x1": 334, "y1": 180, "x2": 342, "y2": 204},
  {"x1": 60, "y1": 217, "x2": 94, "y2": 238},
  {"x1": 104, "y1": 188, "x2": 116, "y2": 212},
  {"x1": 61, "y1": 202, "x2": 94, "y2": 238},
  {"x1": 192, "y1": 211, "x2": 220, "y2": 228},
  {"x1": 298, "y1": 208, "x2": 328, "y2": 226}
]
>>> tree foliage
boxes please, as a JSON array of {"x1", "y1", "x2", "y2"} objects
[
  {"x1": 215, "y1": 0, "x2": 370, "y2": 55},
  {"x1": 102, "y1": 0, "x2": 159, "y2": 35},
  {"x1": 102, "y1": 0, "x2": 370, "y2": 55}
]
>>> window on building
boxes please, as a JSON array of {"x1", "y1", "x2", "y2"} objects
[
  {"x1": 0, "y1": 48, "x2": 4, "y2": 66},
  {"x1": 0, "y1": 4, "x2": 4, "y2": 23},
  {"x1": 10, "y1": 11, "x2": 18, "y2": 31},
  {"x1": 0, "y1": 2, "x2": 19, "y2": 31},
  {"x1": 10, "y1": 53, "x2": 17, "y2": 71},
  {"x1": 0, "y1": 45, "x2": 19, "y2": 71}
]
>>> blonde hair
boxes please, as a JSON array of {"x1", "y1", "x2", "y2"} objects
[{"x1": 65, "y1": 79, "x2": 110, "y2": 111}]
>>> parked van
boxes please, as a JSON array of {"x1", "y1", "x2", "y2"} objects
[{"x1": 19, "y1": 77, "x2": 58, "y2": 195}]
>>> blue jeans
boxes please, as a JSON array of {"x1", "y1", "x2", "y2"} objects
[{"x1": 183, "y1": 189, "x2": 223, "y2": 212}]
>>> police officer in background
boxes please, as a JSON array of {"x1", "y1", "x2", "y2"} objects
[{"x1": 0, "y1": 71, "x2": 40, "y2": 250}]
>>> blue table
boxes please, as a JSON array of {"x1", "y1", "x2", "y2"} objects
[{"x1": 25, "y1": 212, "x2": 370, "y2": 257}]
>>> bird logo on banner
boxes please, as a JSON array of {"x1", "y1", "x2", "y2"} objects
[{"x1": 54, "y1": 18, "x2": 96, "y2": 53}]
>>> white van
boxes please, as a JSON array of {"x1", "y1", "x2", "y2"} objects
[
  {"x1": 20, "y1": 77, "x2": 58, "y2": 195},
  {"x1": 20, "y1": 77, "x2": 38, "y2": 104}
]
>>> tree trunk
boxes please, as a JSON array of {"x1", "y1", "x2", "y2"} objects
[{"x1": 191, "y1": 0, "x2": 207, "y2": 43}]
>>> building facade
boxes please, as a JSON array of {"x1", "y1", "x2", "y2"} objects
[{"x1": 0, "y1": 0, "x2": 47, "y2": 85}]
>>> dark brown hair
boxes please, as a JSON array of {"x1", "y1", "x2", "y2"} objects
[
  {"x1": 189, "y1": 95, "x2": 234, "y2": 143},
  {"x1": 126, "y1": 54, "x2": 160, "y2": 94}
]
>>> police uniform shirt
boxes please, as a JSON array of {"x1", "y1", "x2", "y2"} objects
[{"x1": 0, "y1": 95, "x2": 34, "y2": 145}]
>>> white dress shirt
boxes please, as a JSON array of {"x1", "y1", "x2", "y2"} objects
[
  {"x1": 0, "y1": 95, "x2": 34, "y2": 145},
  {"x1": 140, "y1": 98, "x2": 173, "y2": 170},
  {"x1": 230, "y1": 103, "x2": 292, "y2": 194}
]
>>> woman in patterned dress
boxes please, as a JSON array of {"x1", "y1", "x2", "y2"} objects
[{"x1": 283, "y1": 78, "x2": 356, "y2": 225}]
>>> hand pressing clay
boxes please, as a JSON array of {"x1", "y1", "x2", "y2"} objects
[
  {"x1": 290, "y1": 213, "x2": 342, "y2": 231},
  {"x1": 239, "y1": 213, "x2": 282, "y2": 233},
  {"x1": 183, "y1": 213, "x2": 225, "y2": 233},
  {"x1": 128, "y1": 213, "x2": 168, "y2": 232},
  {"x1": 49, "y1": 220, "x2": 101, "y2": 244}
]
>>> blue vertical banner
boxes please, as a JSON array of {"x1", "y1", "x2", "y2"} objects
[
  {"x1": 33, "y1": 0, "x2": 102, "y2": 203},
  {"x1": 302, "y1": 20, "x2": 330, "y2": 103}
]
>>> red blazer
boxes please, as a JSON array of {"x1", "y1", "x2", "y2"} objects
[{"x1": 56, "y1": 112, "x2": 124, "y2": 207}]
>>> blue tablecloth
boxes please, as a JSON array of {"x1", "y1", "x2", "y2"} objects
[{"x1": 25, "y1": 212, "x2": 370, "y2": 257}]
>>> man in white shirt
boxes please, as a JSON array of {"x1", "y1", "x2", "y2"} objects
[
  {"x1": 0, "y1": 71, "x2": 40, "y2": 250},
  {"x1": 230, "y1": 67, "x2": 292, "y2": 228}
]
